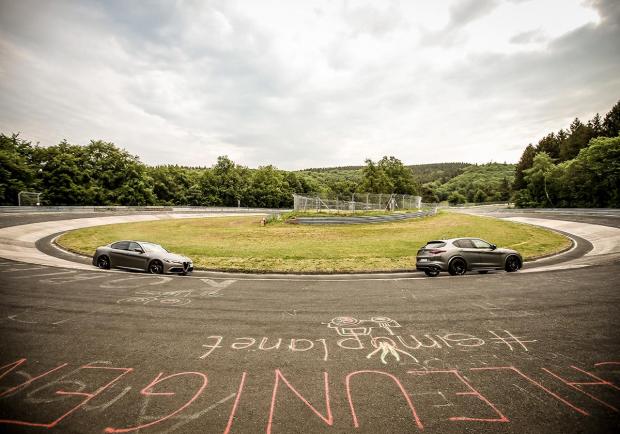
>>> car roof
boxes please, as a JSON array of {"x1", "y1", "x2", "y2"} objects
[{"x1": 426, "y1": 238, "x2": 487, "y2": 243}]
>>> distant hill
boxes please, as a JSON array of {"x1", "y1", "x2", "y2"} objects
[
  {"x1": 296, "y1": 163, "x2": 472, "y2": 184},
  {"x1": 408, "y1": 162, "x2": 472, "y2": 184},
  {"x1": 436, "y1": 163, "x2": 515, "y2": 203}
]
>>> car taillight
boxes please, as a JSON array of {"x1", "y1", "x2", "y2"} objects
[{"x1": 428, "y1": 249, "x2": 446, "y2": 255}]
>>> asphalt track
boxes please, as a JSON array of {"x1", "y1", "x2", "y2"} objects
[{"x1": 0, "y1": 210, "x2": 618, "y2": 433}]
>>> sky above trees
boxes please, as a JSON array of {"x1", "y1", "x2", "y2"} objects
[{"x1": 1, "y1": 0, "x2": 618, "y2": 169}]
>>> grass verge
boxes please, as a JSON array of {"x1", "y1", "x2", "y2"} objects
[{"x1": 58, "y1": 212, "x2": 571, "y2": 273}]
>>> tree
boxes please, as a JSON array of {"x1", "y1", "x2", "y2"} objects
[
  {"x1": 201, "y1": 156, "x2": 249, "y2": 206},
  {"x1": 473, "y1": 189, "x2": 487, "y2": 203},
  {"x1": 536, "y1": 133, "x2": 560, "y2": 159},
  {"x1": 246, "y1": 166, "x2": 291, "y2": 208},
  {"x1": 513, "y1": 144, "x2": 536, "y2": 191},
  {"x1": 38, "y1": 141, "x2": 89, "y2": 205},
  {"x1": 603, "y1": 100, "x2": 620, "y2": 137},
  {"x1": 377, "y1": 156, "x2": 419, "y2": 194},
  {"x1": 82, "y1": 140, "x2": 155, "y2": 205},
  {"x1": 559, "y1": 118, "x2": 595, "y2": 161},
  {"x1": 360, "y1": 159, "x2": 393, "y2": 193},
  {"x1": 568, "y1": 136, "x2": 620, "y2": 207},
  {"x1": 588, "y1": 113, "x2": 605, "y2": 137},
  {"x1": 0, "y1": 134, "x2": 38, "y2": 205},
  {"x1": 447, "y1": 191, "x2": 466, "y2": 205},
  {"x1": 499, "y1": 176, "x2": 512, "y2": 201},
  {"x1": 523, "y1": 152, "x2": 559, "y2": 207}
]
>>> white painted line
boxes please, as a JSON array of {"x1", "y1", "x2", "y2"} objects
[{"x1": 503, "y1": 217, "x2": 620, "y2": 257}]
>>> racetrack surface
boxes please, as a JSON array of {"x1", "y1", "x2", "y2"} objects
[{"x1": 0, "y1": 210, "x2": 618, "y2": 433}]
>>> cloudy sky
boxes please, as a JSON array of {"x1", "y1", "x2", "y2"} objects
[{"x1": 1, "y1": 0, "x2": 619, "y2": 169}]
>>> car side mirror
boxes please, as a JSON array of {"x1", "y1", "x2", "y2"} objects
[
  {"x1": 133, "y1": 248, "x2": 144, "y2": 253},
  {"x1": 490, "y1": 244, "x2": 497, "y2": 250}
]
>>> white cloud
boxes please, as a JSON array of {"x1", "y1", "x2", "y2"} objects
[{"x1": 0, "y1": 0, "x2": 617, "y2": 169}]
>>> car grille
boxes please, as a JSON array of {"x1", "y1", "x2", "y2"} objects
[{"x1": 183, "y1": 262, "x2": 189, "y2": 270}]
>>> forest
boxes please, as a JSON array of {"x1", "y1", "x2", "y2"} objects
[
  {"x1": 512, "y1": 100, "x2": 620, "y2": 208},
  {"x1": 1, "y1": 100, "x2": 618, "y2": 208},
  {"x1": 0, "y1": 136, "x2": 501, "y2": 207}
]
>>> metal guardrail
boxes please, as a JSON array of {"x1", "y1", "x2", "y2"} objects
[
  {"x1": 287, "y1": 209, "x2": 437, "y2": 225},
  {"x1": 293, "y1": 193, "x2": 423, "y2": 212}
]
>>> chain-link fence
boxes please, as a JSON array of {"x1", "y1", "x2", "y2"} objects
[{"x1": 293, "y1": 193, "x2": 425, "y2": 212}]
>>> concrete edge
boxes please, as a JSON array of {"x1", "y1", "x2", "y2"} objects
[{"x1": 43, "y1": 213, "x2": 596, "y2": 278}]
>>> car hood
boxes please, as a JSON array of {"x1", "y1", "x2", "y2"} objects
[{"x1": 164, "y1": 253, "x2": 192, "y2": 262}]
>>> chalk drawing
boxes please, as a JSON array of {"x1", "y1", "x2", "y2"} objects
[
  {"x1": 200, "y1": 279, "x2": 237, "y2": 297},
  {"x1": 367, "y1": 337, "x2": 418, "y2": 365},
  {"x1": 14, "y1": 270, "x2": 76, "y2": 279},
  {"x1": 39, "y1": 274, "x2": 108, "y2": 285},
  {"x1": 408, "y1": 370, "x2": 509, "y2": 422},
  {"x1": 542, "y1": 366, "x2": 619, "y2": 412},
  {"x1": 0, "y1": 359, "x2": 619, "y2": 430},
  {"x1": 325, "y1": 316, "x2": 401, "y2": 336},
  {"x1": 471, "y1": 366, "x2": 589, "y2": 416},
  {"x1": 267, "y1": 370, "x2": 333, "y2": 433},
  {"x1": 346, "y1": 370, "x2": 424, "y2": 429},
  {"x1": 117, "y1": 290, "x2": 193, "y2": 306},
  {"x1": 0, "y1": 362, "x2": 133, "y2": 428},
  {"x1": 104, "y1": 371, "x2": 208, "y2": 433},
  {"x1": 487, "y1": 330, "x2": 537, "y2": 351},
  {"x1": 99, "y1": 276, "x2": 172, "y2": 289}
]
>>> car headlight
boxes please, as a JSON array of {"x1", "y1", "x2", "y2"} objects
[{"x1": 164, "y1": 258, "x2": 183, "y2": 264}]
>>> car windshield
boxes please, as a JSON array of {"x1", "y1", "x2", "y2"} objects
[
  {"x1": 424, "y1": 241, "x2": 446, "y2": 248},
  {"x1": 140, "y1": 242, "x2": 168, "y2": 253}
]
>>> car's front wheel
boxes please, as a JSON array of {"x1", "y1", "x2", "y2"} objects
[
  {"x1": 148, "y1": 260, "x2": 164, "y2": 274},
  {"x1": 505, "y1": 255, "x2": 521, "y2": 272},
  {"x1": 96, "y1": 255, "x2": 110, "y2": 270},
  {"x1": 449, "y1": 258, "x2": 467, "y2": 276}
]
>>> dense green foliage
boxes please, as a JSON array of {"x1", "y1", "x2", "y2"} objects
[
  {"x1": 4, "y1": 100, "x2": 617, "y2": 208},
  {"x1": 513, "y1": 100, "x2": 620, "y2": 208},
  {"x1": 0, "y1": 137, "x2": 442, "y2": 206},
  {"x1": 435, "y1": 163, "x2": 515, "y2": 204},
  {"x1": 0, "y1": 133, "x2": 520, "y2": 208}
]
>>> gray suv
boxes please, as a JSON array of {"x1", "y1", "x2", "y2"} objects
[{"x1": 416, "y1": 238, "x2": 522, "y2": 277}]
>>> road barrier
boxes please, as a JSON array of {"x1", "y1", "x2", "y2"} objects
[{"x1": 288, "y1": 209, "x2": 437, "y2": 225}]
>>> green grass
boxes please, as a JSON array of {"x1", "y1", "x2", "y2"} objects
[{"x1": 58, "y1": 212, "x2": 571, "y2": 273}]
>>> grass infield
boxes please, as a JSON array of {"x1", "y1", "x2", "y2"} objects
[{"x1": 58, "y1": 212, "x2": 571, "y2": 273}]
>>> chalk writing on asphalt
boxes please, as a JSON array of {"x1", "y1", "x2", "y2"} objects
[
  {"x1": 0, "y1": 358, "x2": 618, "y2": 431},
  {"x1": 199, "y1": 316, "x2": 537, "y2": 365}
]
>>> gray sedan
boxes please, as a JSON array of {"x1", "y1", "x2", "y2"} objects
[
  {"x1": 92, "y1": 240, "x2": 193, "y2": 275},
  {"x1": 416, "y1": 238, "x2": 522, "y2": 277}
]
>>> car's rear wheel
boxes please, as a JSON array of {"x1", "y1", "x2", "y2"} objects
[
  {"x1": 505, "y1": 255, "x2": 521, "y2": 272},
  {"x1": 424, "y1": 269, "x2": 439, "y2": 277},
  {"x1": 96, "y1": 255, "x2": 110, "y2": 270},
  {"x1": 149, "y1": 260, "x2": 164, "y2": 274},
  {"x1": 449, "y1": 258, "x2": 467, "y2": 276}
]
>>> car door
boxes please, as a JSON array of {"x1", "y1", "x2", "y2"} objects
[
  {"x1": 472, "y1": 239, "x2": 497, "y2": 267},
  {"x1": 125, "y1": 242, "x2": 149, "y2": 269},
  {"x1": 108, "y1": 241, "x2": 130, "y2": 267},
  {"x1": 454, "y1": 239, "x2": 480, "y2": 267}
]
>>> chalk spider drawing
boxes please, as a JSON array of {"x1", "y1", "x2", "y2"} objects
[
  {"x1": 325, "y1": 316, "x2": 401, "y2": 336},
  {"x1": 117, "y1": 296, "x2": 191, "y2": 306},
  {"x1": 366, "y1": 339, "x2": 417, "y2": 365}
]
